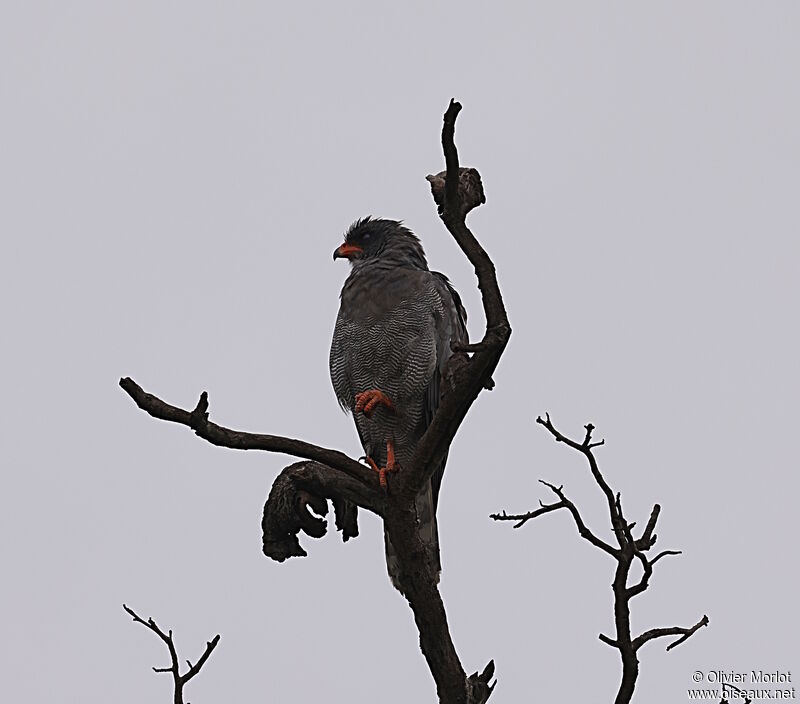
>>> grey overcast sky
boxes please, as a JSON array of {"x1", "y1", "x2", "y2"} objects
[{"x1": 2, "y1": 2, "x2": 798, "y2": 702}]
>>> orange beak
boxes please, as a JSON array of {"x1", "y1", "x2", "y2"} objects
[{"x1": 333, "y1": 242, "x2": 363, "y2": 260}]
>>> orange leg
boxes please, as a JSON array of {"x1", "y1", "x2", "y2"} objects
[
  {"x1": 354, "y1": 389, "x2": 395, "y2": 417},
  {"x1": 365, "y1": 440, "x2": 398, "y2": 489}
]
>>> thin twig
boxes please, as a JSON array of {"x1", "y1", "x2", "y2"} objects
[
  {"x1": 123, "y1": 604, "x2": 220, "y2": 704},
  {"x1": 633, "y1": 615, "x2": 710, "y2": 652},
  {"x1": 489, "y1": 501, "x2": 566, "y2": 529},
  {"x1": 535, "y1": 413, "x2": 625, "y2": 548}
]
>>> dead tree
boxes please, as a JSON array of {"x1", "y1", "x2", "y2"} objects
[
  {"x1": 123, "y1": 604, "x2": 220, "y2": 704},
  {"x1": 120, "y1": 100, "x2": 509, "y2": 704},
  {"x1": 492, "y1": 413, "x2": 707, "y2": 704}
]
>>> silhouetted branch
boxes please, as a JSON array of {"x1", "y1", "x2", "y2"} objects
[
  {"x1": 494, "y1": 416, "x2": 706, "y2": 704},
  {"x1": 403, "y1": 99, "x2": 511, "y2": 503},
  {"x1": 491, "y1": 480, "x2": 618, "y2": 556},
  {"x1": 536, "y1": 413, "x2": 624, "y2": 548},
  {"x1": 466, "y1": 660, "x2": 496, "y2": 702},
  {"x1": 598, "y1": 633, "x2": 619, "y2": 648},
  {"x1": 489, "y1": 502, "x2": 566, "y2": 529},
  {"x1": 123, "y1": 604, "x2": 220, "y2": 704},
  {"x1": 633, "y1": 614, "x2": 709, "y2": 652},
  {"x1": 119, "y1": 377, "x2": 377, "y2": 489},
  {"x1": 626, "y1": 548, "x2": 683, "y2": 600},
  {"x1": 636, "y1": 503, "x2": 661, "y2": 550}
]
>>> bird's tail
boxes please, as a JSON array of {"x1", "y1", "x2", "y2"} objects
[{"x1": 384, "y1": 480, "x2": 440, "y2": 594}]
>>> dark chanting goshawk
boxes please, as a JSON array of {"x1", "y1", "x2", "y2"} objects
[{"x1": 330, "y1": 217, "x2": 468, "y2": 592}]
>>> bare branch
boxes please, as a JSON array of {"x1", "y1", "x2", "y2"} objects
[
  {"x1": 402, "y1": 99, "x2": 511, "y2": 502},
  {"x1": 497, "y1": 418, "x2": 707, "y2": 704},
  {"x1": 536, "y1": 413, "x2": 626, "y2": 549},
  {"x1": 123, "y1": 603, "x2": 149, "y2": 627},
  {"x1": 489, "y1": 500, "x2": 566, "y2": 529},
  {"x1": 123, "y1": 604, "x2": 177, "y2": 664},
  {"x1": 599, "y1": 633, "x2": 620, "y2": 648},
  {"x1": 182, "y1": 635, "x2": 221, "y2": 684},
  {"x1": 627, "y1": 536, "x2": 682, "y2": 599},
  {"x1": 636, "y1": 504, "x2": 661, "y2": 551},
  {"x1": 633, "y1": 615, "x2": 709, "y2": 652},
  {"x1": 492, "y1": 479, "x2": 620, "y2": 557},
  {"x1": 625, "y1": 554, "x2": 651, "y2": 600},
  {"x1": 442, "y1": 100, "x2": 463, "y2": 207},
  {"x1": 651, "y1": 550, "x2": 682, "y2": 565},
  {"x1": 543, "y1": 480, "x2": 621, "y2": 556},
  {"x1": 466, "y1": 660, "x2": 496, "y2": 703},
  {"x1": 123, "y1": 604, "x2": 220, "y2": 704},
  {"x1": 616, "y1": 493, "x2": 636, "y2": 550},
  {"x1": 119, "y1": 377, "x2": 377, "y2": 490}
]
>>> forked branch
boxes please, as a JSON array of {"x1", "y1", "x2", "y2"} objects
[
  {"x1": 123, "y1": 604, "x2": 220, "y2": 704},
  {"x1": 491, "y1": 480, "x2": 618, "y2": 556},
  {"x1": 633, "y1": 614, "x2": 710, "y2": 652},
  {"x1": 493, "y1": 416, "x2": 706, "y2": 704}
]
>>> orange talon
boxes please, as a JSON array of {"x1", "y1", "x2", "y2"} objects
[
  {"x1": 366, "y1": 441, "x2": 398, "y2": 490},
  {"x1": 354, "y1": 389, "x2": 395, "y2": 417},
  {"x1": 386, "y1": 440, "x2": 396, "y2": 472}
]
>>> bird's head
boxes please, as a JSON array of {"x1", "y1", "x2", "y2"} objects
[{"x1": 333, "y1": 217, "x2": 428, "y2": 270}]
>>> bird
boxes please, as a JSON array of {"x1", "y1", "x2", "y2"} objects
[{"x1": 329, "y1": 217, "x2": 468, "y2": 592}]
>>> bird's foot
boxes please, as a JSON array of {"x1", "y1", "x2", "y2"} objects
[
  {"x1": 354, "y1": 389, "x2": 395, "y2": 417},
  {"x1": 365, "y1": 441, "x2": 397, "y2": 490}
]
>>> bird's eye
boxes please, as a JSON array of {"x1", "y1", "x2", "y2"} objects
[{"x1": 362, "y1": 233, "x2": 371, "y2": 241}]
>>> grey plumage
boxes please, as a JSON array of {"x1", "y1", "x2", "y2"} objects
[{"x1": 330, "y1": 217, "x2": 467, "y2": 592}]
